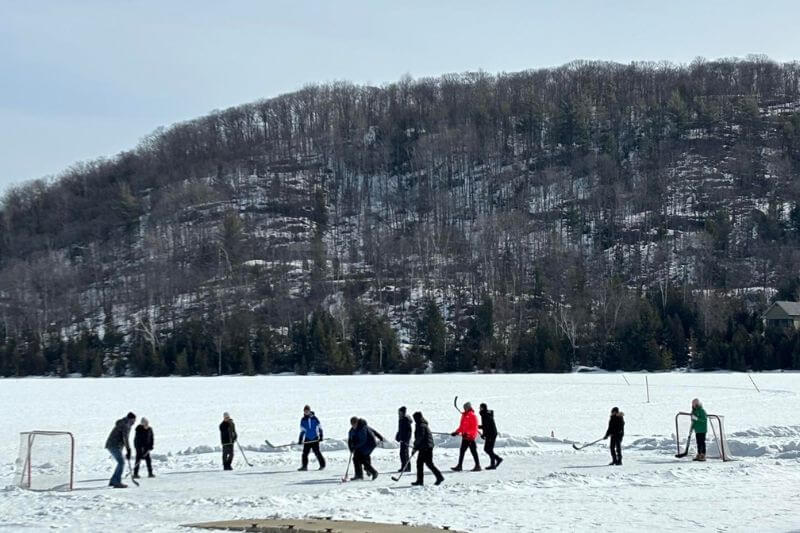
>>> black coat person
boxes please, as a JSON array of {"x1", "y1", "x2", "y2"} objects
[
  {"x1": 479, "y1": 403, "x2": 503, "y2": 469},
  {"x1": 604, "y1": 407, "x2": 625, "y2": 466},
  {"x1": 395, "y1": 406, "x2": 413, "y2": 472},
  {"x1": 219, "y1": 412, "x2": 237, "y2": 470},
  {"x1": 348, "y1": 417, "x2": 384, "y2": 480},
  {"x1": 133, "y1": 418, "x2": 155, "y2": 478},
  {"x1": 411, "y1": 411, "x2": 444, "y2": 486}
]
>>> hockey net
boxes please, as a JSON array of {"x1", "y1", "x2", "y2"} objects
[
  {"x1": 675, "y1": 412, "x2": 731, "y2": 461},
  {"x1": 15, "y1": 431, "x2": 75, "y2": 491}
]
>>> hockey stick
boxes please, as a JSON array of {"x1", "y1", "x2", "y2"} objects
[
  {"x1": 341, "y1": 451, "x2": 354, "y2": 482},
  {"x1": 234, "y1": 441, "x2": 253, "y2": 467},
  {"x1": 264, "y1": 438, "x2": 322, "y2": 448},
  {"x1": 391, "y1": 450, "x2": 418, "y2": 482},
  {"x1": 432, "y1": 431, "x2": 454, "y2": 436},
  {"x1": 675, "y1": 430, "x2": 694, "y2": 458},
  {"x1": 126, "y1": 457, "x2": 139, "y2": 486},
  {"x1": 572, "y1": 437, "x2": 604, "y2": 451},
  {"x1": 453, "y1": 396, "x2": 463, "y2": 414}
]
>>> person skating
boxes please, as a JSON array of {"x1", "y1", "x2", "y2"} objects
[
  {"x1": 411, "y1": 411, "x2": 444, "y2": 486},
  {"x1": 105, "y1": 412, "x2": 136, "y2": 488},
  {"x1": 451, "y1": 401, "x2": 481, "y2": 471},
  {"x1": 219, "y1": 412, "x2": 237, "y2": 470},
  {"x1": 133, "y1": 417, "x2": 155, "y2": 479},
  {"x1": 348, "y1": 417, "x2": 385, "y2": 480},
  {"x1": 604, "y1": 407, "x2": 625, "y2": 466},
  {"x1": 479, "y1": 403, "x2": 503, "y2": 469},
  {"x1": 297, "y1": 405, "x2": 326, "y2": 471},
  {"x1": 395, "y1": 406, "x2": 412, "y2": 472},
  {"x1": 691, "y1": 398, "x2": 708, "y2": 461}
]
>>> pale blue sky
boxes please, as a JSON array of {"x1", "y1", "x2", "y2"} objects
[{"x1": 2, "y1": 0, "x2": 799, "y2": 190}]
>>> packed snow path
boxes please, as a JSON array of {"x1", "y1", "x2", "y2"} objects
[{"x1": 2, "y1": 373, "x2": 799, "y2": 532}]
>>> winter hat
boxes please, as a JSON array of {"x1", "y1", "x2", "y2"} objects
[
  {"x1": 398, "y1": 406, "x2": 407, "y2": 414},
  {"x1": 126, "y1": 412, "x2": 136, "y2": 420},
  {"x1": 223, "y1": 412, "x2": 230, "y2": 419},
  {"x1": 479, "y1": 403, "x2": 488, "y2": 411},
  {"x1": 412, "y1": 411, "x2": 426, "y2": 424},
  {"x1": 350, "y1": 416, "x2": 359, "y2": 425},
  {"x1": 611, "y1": 407, "x2": 619, "y2": 414},
  {"x1": 303, "y1": 405, "x2": 311, "y2": 411},
  {"x1": 692, "y1": 398, "x2": 703, "y2": 408},
  {"x1": 141, "y1": 417, "x2": 149, "y2": 426},
  {"x1": 463, "y1": 402, "x2": 472, "y2": 411}
]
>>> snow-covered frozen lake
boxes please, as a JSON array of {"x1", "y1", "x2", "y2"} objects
[{"x1": 1, "y1": 373, "x2": 799, "y2": 532}]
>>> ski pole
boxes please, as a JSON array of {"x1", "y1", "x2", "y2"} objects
[
  {"x1": 572, "y1": 437, "x2": 604, "y2": 451},
  {"x1": 341, "y1": 451, "x2": 353, "y2": 482},
  {"x1": 236, "y1": 441, "x2": 253, "y2": 467},
  {"x1": 391, "y1": 450, "x2": 417, "y2": 482}
]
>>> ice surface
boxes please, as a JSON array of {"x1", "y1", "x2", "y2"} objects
[{"x1": 1, "y1": 373, "x2": 799, "y2": 532}]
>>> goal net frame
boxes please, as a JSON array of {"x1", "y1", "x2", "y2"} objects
[
  {"x1": 17, "y1": 430, "x2": 75, "y2": 491},
  {"x1": 674, "y1": 412, "x2": 731, "y2": 461}
]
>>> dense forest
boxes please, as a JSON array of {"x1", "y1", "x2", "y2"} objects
[{"x1": 3, "y1": 56, "x2": 800, "y2": 377}]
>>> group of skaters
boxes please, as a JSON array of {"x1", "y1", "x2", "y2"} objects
[
  {"x1": 214, "y1": 402, "x2": 503, "y2": 486},
  {"x1": 600, "y1": 398, "x2": 708, "y2": 465},
  {"x1": 103, "y1": 412, "x2": 155, "y2": 488},
  {"x1": 104, "y1": 398, "x2": 709, "y2": 488}
]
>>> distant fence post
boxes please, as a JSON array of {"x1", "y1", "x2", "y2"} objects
[
  {"x1": 748, "y1": 373, "x2": 761, "y2": 393},
  {"x1": 646, "y1": 376, "x2": 650, "y2": 403}
]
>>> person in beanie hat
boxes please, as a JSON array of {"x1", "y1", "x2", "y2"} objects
[
  {"x1": 133, "y1": 417, "x2": 155, "y2": 478},
  {"x1": 105, "y1": 412, "x2": 136, "y2": 488},
  {"x1": 297, "y1": 405, "x2": 325, "y2": 471},
  {"x1": 219, "y1": 412, "x2": 237, "y2": 470},
  {"x1": 691, "y1": 399, "x2": 708, "y2": 461},
  {"x1": 604, "y1": 407, "x2": 625, "y2": 465},
  {"x1": 411, "y1": 411, "x2": 444, "y2": 486},
  {"x1": 451, "y1": 402, "x2": 481, "y2": 471},
  {"x1": 395, "y1": 406, "x2": 413, "y2": 472},
  {"x1": 479, "y1": 403, "x2": 503, "y2": 469}
]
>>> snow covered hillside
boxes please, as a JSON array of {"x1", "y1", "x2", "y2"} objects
[{"x1": 1, "y1": 373, "x2": 799, "y2": 532}]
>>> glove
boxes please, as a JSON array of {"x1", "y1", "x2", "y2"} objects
[
  {"x1": 604, "y1": 435, "x2": 609, "y2": 440},
  {"x1": 451, "y1": 431, "x2": 458, "y2": 437},
  {"x1": 480, "y1": 433, "x2": 485, "y2": 440}
]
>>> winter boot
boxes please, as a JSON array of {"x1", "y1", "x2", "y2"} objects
[
  {"x1": 450, "y1": 465, "x2": 462, "y2": 472},
  {"x1": 471, "y1": 465, "x2": 482, "y2": 472},
  {"x1": 111, "y1": 483, "x2": 128, "y2": 489},
  {"x1": 494, "y1": 457, "x2": 503, "y2": 468},
  {"x1": 297, "y1": 466, "x2": 308, "y2": 471},
  {"x1": 434, "y1": 476, "x2": 444, "y2": 486},
  {"x1": 371, "y1": 470, "x2": 379, "y2": 480},
  {"x1": 697, "y1": 454, "x2": 706, "y2": 462},
  {"x1": 411, "y1": 481, "x2": 423, "y2": 486}
]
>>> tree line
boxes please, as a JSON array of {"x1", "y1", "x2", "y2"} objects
[{"x1": 2, "y1": 56, "x2": 800, "y2": 375}]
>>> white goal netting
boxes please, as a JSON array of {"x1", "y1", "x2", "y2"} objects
[
  {"x1": 15, "y1": 431, "x2": 75, "y2": 491},
  {"x1": 674, "y1": 412, "x2": 732, "y2": 461}
]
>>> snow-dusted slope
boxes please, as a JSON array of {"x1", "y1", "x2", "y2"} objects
[{"x1": 1, "y1": 373, "x2": 799, "y2": 532}]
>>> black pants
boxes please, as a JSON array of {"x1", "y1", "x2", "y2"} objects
[
  {"x1": 483, "y1": 434, "x2": 501, "y2": 466},
  {"x1": 302, "y1": 441, "x2": 326, "y2": 469},
  {"x1": 416, "y1": 448, "x2": 444, "y2": 484},
  {"x1": 696, "y1": 433, "x2": 706, "y2": 455},
  {"x1": 399, "y1": 442, "x2": 411, "y2": 471},
  {"x1": 457, "y1": 438, "x2": 480, "y2": 468},
  {"x1": 134, "y1": 449, "x2": 153, "y2": 476},
  {"x1": 609, "y1": 434, "x2": 623, "y2": 465},
  {"x1": 353, "y1": 450, "x2": 376, "y2": 478},
  {"x1": 222, "y1": 444, "x2": 234, "y2": 470}
]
